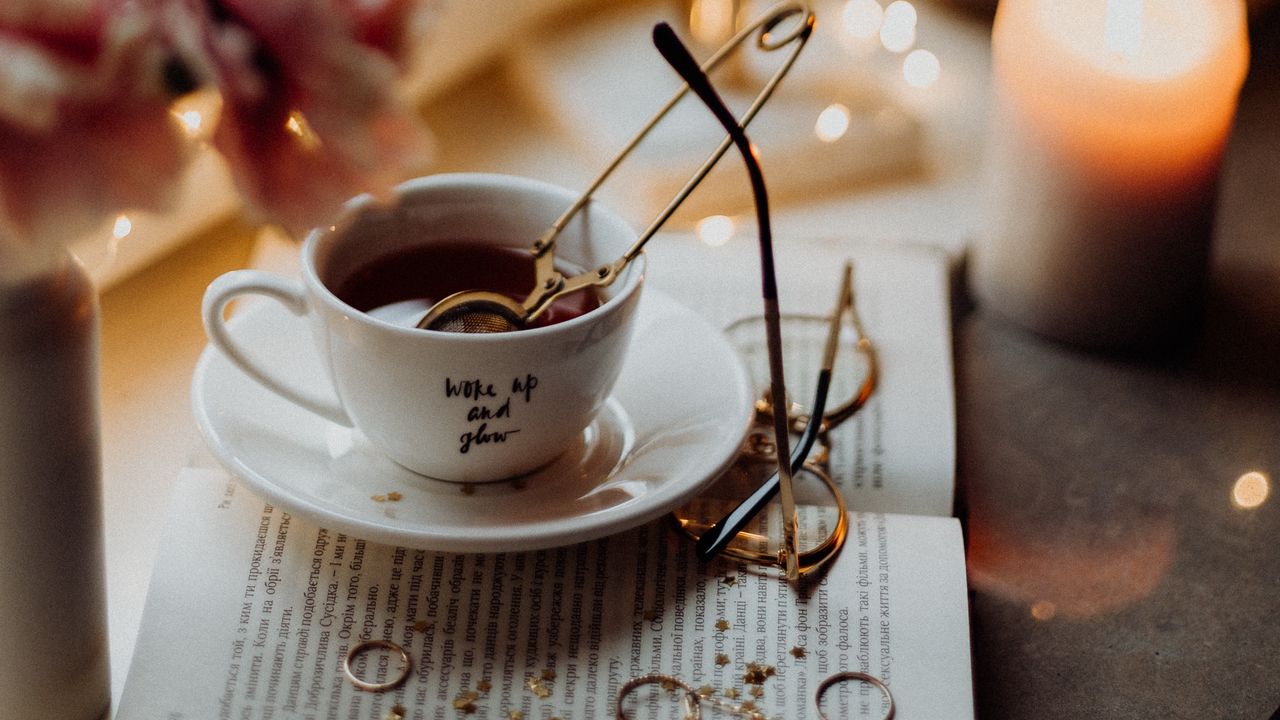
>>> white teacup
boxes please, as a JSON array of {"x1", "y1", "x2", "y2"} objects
[{"x1": 202, "y1": 173, "x2": 646, "y2": 482}]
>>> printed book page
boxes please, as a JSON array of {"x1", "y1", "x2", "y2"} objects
[
  {"x1": 117, "y1": 469, "x2": 972, "y2": 719},
  {"x1": 645, "y1": 236, "x2": 957, "y2": 517}
]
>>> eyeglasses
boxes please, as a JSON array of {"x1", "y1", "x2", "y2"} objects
[
  {"x1": 726, "y1": 299, "x2": 877, "y2": 437},
  {"x1": 672, "y1": 261, "x2": 878, "y2": 582},
  {"x1": 654, "y1": 8, "x2": 880, "y2": 583},
  {"x1": 653, "y1": 10, "x2": 811, "y2": 581}
]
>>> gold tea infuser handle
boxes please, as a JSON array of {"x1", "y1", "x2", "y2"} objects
[
  {"x1": 419, "y1": 2, "x2": 815, "y2": 333},
  {"x1": 539, "y1": 1, "x2": 815, "y2": 285}
]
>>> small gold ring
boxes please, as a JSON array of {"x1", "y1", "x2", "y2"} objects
[
  {"x1": 343, "y1": 639, "x2": 412, "y2": 692},
  {"x1": 815, "y1": 671, "x2": 894, "y2": 720},
  {"x1": 615, "y1": 673, "x2": 702, "y2": 719}
]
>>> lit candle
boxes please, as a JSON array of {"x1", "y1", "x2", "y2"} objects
[{"x1": 973, "y1": 0, "x2": 1249, "y2": 348}]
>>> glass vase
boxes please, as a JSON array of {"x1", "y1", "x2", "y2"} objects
[{"x1": 0, "y1": 250, "x2": 111, "y2": 719}]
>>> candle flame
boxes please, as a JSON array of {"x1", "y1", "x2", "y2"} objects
[{"x1": 1104, "y1": 0, "x2": 1143, "y2": 62}]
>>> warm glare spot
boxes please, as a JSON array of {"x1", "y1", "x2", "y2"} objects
[
  {"x1": 175, "y1": 110, "x2": 203, "y2": 135},
  {"x1": 815, "y1": 104, "x2": 852, "y2": 143},
  {"x1": 689, "y1": 0, "x2": 738, "y2": 46},
  {"x1": 842, "y1": 0, "x2": 885, "y2": 40},
  {"x1": 1030, "y1": 600, "x2": 1057, "y2": 621},
  {"x1": 1232, "y1": 471, "x2": 1270, "y2": 509},
  {"x1": 169, "y1": 89, "x2": 221, "y2": 141},
  {"x1": 903, "y1": 49, "x2": 941, "y2": 88},
  {"x1": 880, "y1": 1, "x2": 918, "y2": 53},
  {"x1": 112, "y1": 215, "x2": 133, "y2": 240},
  {"x1": 697, "y1": 215, "x2": 736, "y2": 247},
  {"x1": 285, "y1": 110, "x2": 322, "y2": 151}
]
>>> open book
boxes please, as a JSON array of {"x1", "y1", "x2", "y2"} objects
[{"x1": 118, "y1": 237, "x2": 971, "y2": 719}]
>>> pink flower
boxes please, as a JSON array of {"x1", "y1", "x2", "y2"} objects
[
  {"x1": 0, "y1": 0, "x2": 435, "y2": 251},
  {"x1": 166, "y1": 0, "x2": 434, "y2": 235},
  {"x1": 338, "y1": 0, "x2": 427, "y2": 66},
  {"x1": 0, "y1": 0, "x2": 189, "y2": 249}
]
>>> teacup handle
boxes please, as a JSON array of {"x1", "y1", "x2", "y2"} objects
[{"x1": 202, "y1": 270, "x2": 352, "y2": 426}]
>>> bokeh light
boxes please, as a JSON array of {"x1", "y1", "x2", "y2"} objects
[
  {"x1": 903, "y1": 49, "x2": 941, "y2": 88},
  {"x1": 815, "y1": 104, "x2": 852, "y2": 143},
  {"x1": 697, "y1": 215, "x2": 736, "y2": 247},
  {"x1": 112, "y1": 215, "x2": 133, "y2": 240},
  {"x1": 880, "y1": 1, "x2": 918, "y2": 53},
  {"x1": 842, "y1": 0, "x2": 885, "y2": 40},
  {"x1": 1232, "y1": 471, "x2": 1270, "y2": 509}
]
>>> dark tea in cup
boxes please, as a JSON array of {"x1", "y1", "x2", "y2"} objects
[
  {"x1": 332, "y1": 241, "x2": 603, "y2": 329},
  {"x1": 203, "y1": 173, "x2": 644, "y2": 481}
]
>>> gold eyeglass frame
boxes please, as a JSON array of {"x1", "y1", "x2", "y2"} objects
[
  {"x1": 672, "y1": 262, "x2": 877, "y2": 581},
  {"x1": 731, "y1": 312, "x2": 878, "y2": 436},
  {"x1": 671, "y1": 461, "x2": 849, "y2": 577}
]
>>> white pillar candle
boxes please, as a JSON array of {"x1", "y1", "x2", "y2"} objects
[{"x1": 973, "y1": 0, "x2": 1249, "y2": 348}]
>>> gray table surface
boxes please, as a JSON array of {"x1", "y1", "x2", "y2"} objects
[{"x1": 958, "y1": 9, "x2": 1280, "y2": 719}]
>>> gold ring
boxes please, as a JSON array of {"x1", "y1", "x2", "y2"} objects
[
  {"x1": 343, "y1": 639, "x2": 412, "y2": 692},
  {"x1": 615, "y1": 673, "x2": 702, "y2": 719},
  {"x1": 815, "y1": 671, "x2": 894, "y2": 720}
]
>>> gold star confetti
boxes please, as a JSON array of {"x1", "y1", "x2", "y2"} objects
[
  {"x1": 372, "y1": 494, "x2": 387, "y2": 502},
  {"x1": 741, "y1": 700, "x2": 758, "y2": 712},
  {"x1": 724, "y1": 688, "x2": 740, "y2": 699},
  {"x1": 660, "y1": 677, "x2": 679, "y2": 691},
  {"x1": 413, "y1": 620, "x2": 432, "y2": 632},
  {"x1": 387, "y1": 491, "x2": 403, "y2": 501},
  {"x1": 720, "y1": 575, "x2": 738, "y2": 587},
  {"x1": 750, "y1": 686, "x2": 765, "y2": 698},
  {"x1": 541, "y1": 669, "x2": 557, "y2": 681},
  {"x1": 790, "y1": 646, "x2": 806, "y2": 659},
  {"x1": 697, "y1": 685, "x2": 716, "y2": 698},
  {"x1": 386, "y1": 705, "x2": 407, "y2": 720},
  {"x1": 743, "y1": 662, "x2": 776, "y2": 685},
  {"x1": 507, "y1": 712, "x2": 523, "y2": 720},
  {"x1": 452, "y1": 697, "x2": 476, "y2": 713},
  {"x1": 477, "y1": 680, "x2": 492, "y2": 693},
  {"x1": 715, "y1": 654, "x2": 732, "y2": 666},
  {"x1": 715, "y1": 619, "x2": 730, "y2": 632},
  {"x1": 525, "y1": 676, "x2": 552, "y2": 699}
]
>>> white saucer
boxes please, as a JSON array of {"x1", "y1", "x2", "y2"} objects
[{"x1": 192, "y1": 289, "x2": 754, "y2": 553}]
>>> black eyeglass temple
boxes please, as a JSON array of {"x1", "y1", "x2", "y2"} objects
[
  {"x1": 652, "y1": 22, "x2": 779, "y2": 303},
  {"x1": 653, "y1": 22, "x2": 813, "y2": 562}
]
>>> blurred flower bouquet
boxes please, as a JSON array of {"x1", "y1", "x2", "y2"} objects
[
  {"x1": 0, "y1": 0, "x2": 434, "y2": 269},
  {"x1": 0, "y1": 5, "x2": 433, "y2": 716}
]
